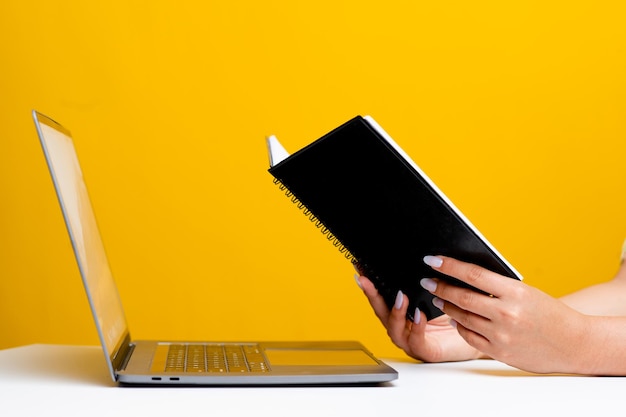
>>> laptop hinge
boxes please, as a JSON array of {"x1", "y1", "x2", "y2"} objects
[{"x1": 111, "y1": 333, "x2": 134, "y2": 374}]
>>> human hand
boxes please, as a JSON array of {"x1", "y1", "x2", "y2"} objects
[
  {"x1": 356, "y1": 275, "x2": 485, "y2": 363},
  {"x1": 421, "y1": 255, "x2": 590, "y2": 374}
]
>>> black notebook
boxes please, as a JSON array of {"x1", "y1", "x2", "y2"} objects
[{"x1": 267, "y1": 115, "x2": 522, "y2": 321}]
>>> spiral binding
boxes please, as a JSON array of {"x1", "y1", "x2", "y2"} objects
[{"x1": 273, "y1": 178, "x2": 354, "y2": 261}]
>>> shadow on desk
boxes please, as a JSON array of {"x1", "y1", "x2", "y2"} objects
[
  {"x1": 414, "y1": 358, "x2": 585, "y2": 378},
  {"x1": 468, "y1": 368, "x2": 585, "y2": 378},
  {"x1": 1, "y1": 344, "x2": 115, "y2": 387}
]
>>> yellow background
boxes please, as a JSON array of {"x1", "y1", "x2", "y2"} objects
[{"x1": 1, "y1": 1, "x2": 625, "y2": 359}]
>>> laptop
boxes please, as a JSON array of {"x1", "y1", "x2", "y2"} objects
[{"x1": 32, "y1": 110, "x2": 398, "y2": 386}]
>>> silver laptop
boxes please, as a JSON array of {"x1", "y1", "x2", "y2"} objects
[{"x1": 32, "y1": 110, "x2": 398, "y2": 386}]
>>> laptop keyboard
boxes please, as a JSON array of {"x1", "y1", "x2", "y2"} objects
[{"x1": 163, "y1": 343, "x2": 269, "y2": 373}]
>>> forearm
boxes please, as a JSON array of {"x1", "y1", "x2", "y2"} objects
[{"x1": 560, "y1": 261, "x2": 626, "y2": 375}]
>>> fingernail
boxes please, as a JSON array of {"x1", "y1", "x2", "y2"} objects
[
  {"x1": 414, "y1": 307, "x2": 421, "y2": 325},
  {"x1": 449, "y1": 318, "x2": 458, "y2": 329},
  {"x1": 354, "y1": 274, "x2": 363, "y2": 289},
  {"x1": 394, "y1": 290, "x2": 404, "y2": 310},
  {"x1": 423, "y1": 255, "x2": 443, "y2": 268},
  {"x1": 420, "y1": 278, "x2": 437, "y2": 292},
  {"x1": 432, "y1": 297, "x2": 444, "y2": 310}
]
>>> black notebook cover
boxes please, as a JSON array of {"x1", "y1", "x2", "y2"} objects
[{"x1": 268, "y1": 116, "x2": 521, "y2": 321}]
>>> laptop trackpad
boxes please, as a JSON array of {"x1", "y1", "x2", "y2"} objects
[{"x1": 264, "y1": 349, "x2": 379, "y2": 366}]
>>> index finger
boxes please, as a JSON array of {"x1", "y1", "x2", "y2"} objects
[{"x1": 423, "y1": 255, "x2": 513, "y2": 298}]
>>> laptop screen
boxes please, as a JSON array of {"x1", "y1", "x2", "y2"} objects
[{"x1": 34, "y1": 112, "x2": 128, "y2": 361}]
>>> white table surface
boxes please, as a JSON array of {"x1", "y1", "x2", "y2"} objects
[{"x1": 0, "y1": 344, "x2": 623, "y2": 416}]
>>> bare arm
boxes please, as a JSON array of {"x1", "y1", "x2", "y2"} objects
[
  {"x1": 422, "y1": 255, "x2": 626, "y2": 375},
  {"x1": 559, "y1": 253, "x2": 626, "y2": 316}
]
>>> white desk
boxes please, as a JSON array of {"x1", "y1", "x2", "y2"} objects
[{"x1": 0, "y1": 344, "x2": 623, "y2": 416}]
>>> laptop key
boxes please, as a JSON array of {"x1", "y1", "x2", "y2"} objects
[{"x1": 163, "y1": 343, "x2": 268, "y2": 373}]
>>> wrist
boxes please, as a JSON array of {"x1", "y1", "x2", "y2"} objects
[{"x1": 564, "y1": 313, "x2": 597, "y2": 375}]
